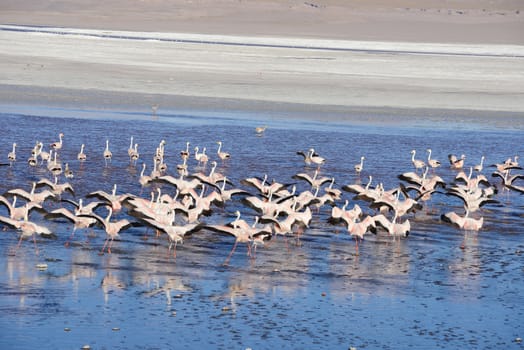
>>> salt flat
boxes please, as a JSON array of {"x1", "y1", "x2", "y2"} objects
[{"x1": 1, "y1": 25, "x2": 524, "y2": 115}]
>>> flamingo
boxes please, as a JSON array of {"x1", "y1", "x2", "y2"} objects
[
  {"x1": 347, "y1": 215, "x2": 376, "y2": 255},
  {"x1": 7, "y1": 142, "x2": 16, "y2": 165},
  {"x1": 36, "y1": 177, "x2": 75, "y2": 197},
  {"x1": 292, "y1": 169, "x2": 331, "y2": 189},
  {"x1": 49, "y1": 151, "x2": 62, "y2": 177},
  {"x1": 180, "y1": 141, "x2": 190, "y2": 160},
  {"x1": 490, "y1": 159, "x2": 522, "y2": 173},
  {"x1": 441, "y1": 210, "x2": 483, "y2": 231},
  {"x1": 177, "y1": 157, "x2": 188, "y2": 176},
  {"x1": 354, "y1": 156, "x2": 365, "y2": 175},
  {"x1": 324, "y1": 177, "x2": 342, "y2": 200},
  {"x1": 206, "y1": 216, "x2": 271, "y2": 265},
  {"x1": 218, "y1": 177, "x2": 250, "y2": 202},
  {"x1": 0, "y1": 195, "x2": 44, "y2": 220},
  {"x1": 139, "y1": 163, "x2": 154, "y2": 187},
  {"x1": 426, "y1": 149, "x2": 441, "y2": 169},
  {"x1": 152, "y1": 140, "x2": 166, "y2": 164},
  {"x1": 444, "y1": 185, "x2": 498, "y2": 213},
  {"x1": 50, "y1": 132, "x2": 64, "y2": 150},
  {"x1": 130, "y1": 144, "x2": 139, "y2": 165},
  {"x1": 141, "y1": 214, "x2": 204, "y2": 258},
  {"x1": 39, "y1": 143, "x2": 51, "y2": 164},
  {"x1": 194, "y1": 146, "x2": 209, "y2": 165},
  {"x1": 329, "y1": 200, "x2": 349, "y2": 224},
  {"x1": 103, "y1": 139, "x2": 112, "y2": 165},
  {"x1": 448, "y1": 154, "x2": 466, "y2": 169},
  {"x1": 372, "y1": 212, "x2": 411, "y2": 237},
  {"x1": 0, "y1": 212, "x2": 53, "y2": 255},
  {"x1": 297, "y1": 149, "x2": 313, "y2": 165},
  {"x1": 241, "y1": 175, "x2": 268, "y2": 193},
  {"x1": 77, "y1": 144, "x2": 87, "y2": 161},
  {"x1": 7, "y1": 182, "x2": 56, "y2": 205},
  {"x1": 190, "y1": 161, "x2": 229, "y2": 186},
  {"x1": 86, "y1": 184, "x2": 135, "y2": 212},
  {"x1": 309, "y1": 148, "x2": 325, "y2": 168},
  {"x1": 474, "y1": 156, "x2": 485, "y2": 172},
  {"x1": 370, "y1": 190, "x2": 422, "y2": 218},
  {"x1": 64, "y1": 163, "x2": 74, "y2": 179},
  {"x1": 45, "y1": 207, "x2": 98, "y2": 245},
  {"x1": 410, "y1": 150, "x2": 426, "y2": 171},
  {"x1": 127, "y1": 136, "x2": 134, "y2": 158},
  {"x1": 262, "y1": 203, "x2": 312, "y2": 237},
  {"x1": 216, "y1": 141, "x2": 230, "y2": 160},
  {"x1": 61, "y1": 198, "x2": 105, "y2": 216},
  {"x1": 255, "y1": 125, "x2": 267, "y2": 135},
  {"x1": 31, "y1": 141, "x2": 42, "y2": 158},
  {"x1": 79, "y1": 206, "x2": 138, "y2": 254},
  {"x1": 491, "y1": 170, "x2": 524, "y2": 189},
  {"x1": 342, "y1": 175, "x2": 373, "y2": 196}
]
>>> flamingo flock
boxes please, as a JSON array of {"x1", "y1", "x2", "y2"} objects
[{"x1": 1, "y1": 129, "x2": 523, "y2": 263}]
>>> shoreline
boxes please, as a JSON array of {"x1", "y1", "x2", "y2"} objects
[
  {"x1": 3, "y1": 24, "x2": 524, "y2": 57},
  {"x1": 2, "y1": 85, "x2": 524, "y2": 131}
]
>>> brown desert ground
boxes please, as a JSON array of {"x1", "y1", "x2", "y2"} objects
[{"x1": 0, "y1": 0, "x2": 523, "y2": 121}]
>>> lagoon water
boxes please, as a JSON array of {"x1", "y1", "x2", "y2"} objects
[{"x1": 0, "y1": 109, "x2": 523, "y2": 349}]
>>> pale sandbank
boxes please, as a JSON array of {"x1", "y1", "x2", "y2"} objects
[{"x1": 0, "y1": 0, "x2": 523, "y2": 124}]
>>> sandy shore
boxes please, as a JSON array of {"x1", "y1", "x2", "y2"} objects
[{"x1": 1, "y1": 1, "x2": 524, "y2": 119}]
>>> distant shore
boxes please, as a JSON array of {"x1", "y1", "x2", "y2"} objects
[
  {"x1": 1, "y1": 1, "x2": 523, "y2": 121},
  {"x1": 1, "y1": 0, "x2": 523, "y2": 44}
]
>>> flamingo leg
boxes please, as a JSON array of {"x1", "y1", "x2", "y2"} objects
[
  {"x1": 108, "y1": 237, "x2": 115, "y2": 254},
  {"x1": 223, "y1": 240, "x2": 238, "y2": 265},
  {"x1": 101, "y1": 237, "x2": 109, "y2": 254},
  {"x1": 246, "y1": 242, "x2": 252, "y2": 257},
  {"x1": 167, "y1": 239, "x2": 178, "y2": 260},
  {"x1": 167, "y1": 241, "x2": 173, "y2": 258},
  {"x1": 283, "y1": 235, "x2": 291, "y2": 252},
  {"x1": 65, "y1": 227, "x2": 77, "y2": 247},
  {"x1": 33, "y1": 234, "x2": 39, "y2": 255},
  {"x1": 16, "y1": 234, "x2": 24, "y2": 250}
]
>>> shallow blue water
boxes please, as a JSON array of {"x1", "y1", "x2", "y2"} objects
[{"x1": 0, "y1": 108, "x2": 523, "y2": 349}]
